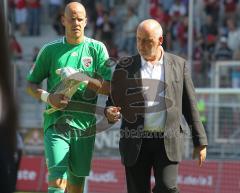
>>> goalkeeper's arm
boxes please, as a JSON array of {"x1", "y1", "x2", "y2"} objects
[
  {"x1": 26, "y1": 82, "x2": 45, "y2": 101},
  {"x1": 26, "y1": 82, "x2": 69, "y2": 109},
  {"x1": 87, "y1": 79, "x2": 110, "y2": 96}
]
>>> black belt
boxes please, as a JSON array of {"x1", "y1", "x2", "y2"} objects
[{"x1": 141, "y1": 131, "x2": 164, "y2": 139}]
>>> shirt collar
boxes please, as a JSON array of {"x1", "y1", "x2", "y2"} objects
[
  {"x1": 63, "y1": 36, "x2": 86, "y2": 45},
  {"x1": 141, "y1": 46, "x2": 164, "y2": 68}
]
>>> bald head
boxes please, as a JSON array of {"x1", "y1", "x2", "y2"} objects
[
  {"x1": 136, "y1": 19, "x2": 164, "y2": 62},
  {"x1": 137, "y1": 19, "x2": 163, "y2": 38},
  {"x1": 65, "y1": 2, "x2": 86, "y2": 17}
]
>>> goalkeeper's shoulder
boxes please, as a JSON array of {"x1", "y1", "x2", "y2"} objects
[{"x1": 84, "y1": 37, "x2": 108, "y2": 51}]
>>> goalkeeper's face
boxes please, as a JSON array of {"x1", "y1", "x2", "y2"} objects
[{"x1": 62, "y1": 2, "x2": 87, "y2": 43}]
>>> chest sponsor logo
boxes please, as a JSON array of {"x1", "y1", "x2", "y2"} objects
[{"x1": 82, "y1": 57, "x2": 93, "y2": 68}]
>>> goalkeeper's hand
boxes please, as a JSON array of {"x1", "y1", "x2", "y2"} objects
[
  {"x1": 48, "y1": 93, "x2": 69, "y2": 109},
  {"x1": 39, "y1": 89, "x2": 69, "y2": 109}
]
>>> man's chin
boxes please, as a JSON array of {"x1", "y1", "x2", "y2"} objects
[
  {"x1": 141, "y1": 53, "x2": 150, "y2": 59},
  {"x1": 72, "y1": 32, "x2": 82, "y2": 37}
]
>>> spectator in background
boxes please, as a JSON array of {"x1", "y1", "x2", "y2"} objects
[
  {"x1": 108, "y1": 7, "x2": 122, "y2": 46},
  {"x1": 49, "y1": 0, "x2": 63, "y2": 17},
  {"x1": 64, "y1": 0, "x2": 71, "y2": 5},
  {"x1": 181, "y1": 0, "x2": 189, "y2": 7},
  {"x1": 80, "y1": 0, "x2": 96, "y2": 23},
  {"x1": 52, "y1": 7, "x2": 65, "y2": 35},
  {"x1": 169, "y1": 0, "x2": 186, "y2": 18},
  {"x1": 127, "y1": 0, "x2": 139, "y2": 8},
  {"x1": 200, "y1": 15, "x2": 218, "y2": 54},
  {"x1": 150, "y1": 3, "x2": 170, "y2": 31},
  {"x1": 93, "y1": 1, "x2": 105, "y2": 39},
  {"x1": 214, "y1": 36, "x2": 233, "y2": 60},
  {"x1": 100, "y1": 0, "x2": 114, "y2": 10},
  {"x1": 223, "y1": 0, "x2": 238, "y2": 20},
  {"x1": 120, "y1": 7, "x2": 139, "y2": 55},
  {"x1": 176, "y1": 15, "x2": 188, "y2": 57},
  {"x1": 49, "y1": 0, "x2": 63, "y2": 34},
  {"x1": 8, "y1": 0, "x2": 16, "y2": 30},
  {"x1": 169, "y1": 13, "x2": 182, "y2": 53},
  {"x1": 226, "y1": 18, "x2": 240, "y2": 57},
  {"x1": 27, "y1": 0, "x2": 41, "y2": 36},
  {"x1": 14, "y1": 0, "x2": 28, "y2": 36},
  {"x1": 108, "y1": 7, "x2": 118, "y2": 25},
  {"x1": 157, "y1": 0, "x2": 174, "y2": 12},
  {"x1": 167, "y1": 0, "x2": 188, "y2": 54},
  {"x1": 203, "y1": 0, "x2": 220, "y2": 21},
  {"x1": 94, "y1": 2, "x2": 106, "y2": 40},
  {"x1": 193, "y1": 36, "x2": 203, "y2": 81},
  {"x1": 9, "y1": 35, "x2": 23, "y2": 60},
  {"x1": 193, "y1": 35, "x2": 211, "y2": 87},
  {"x1": 96, "y1": 11, "x2": 115, "y2": 45}
]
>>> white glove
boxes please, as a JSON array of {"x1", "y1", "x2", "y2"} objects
[
  {"x1": 56, "y1": 67, "x2": 90, "y2": 83},
  {"x1": 56, "y1": 67, "x2": 79, "y2": 79}
]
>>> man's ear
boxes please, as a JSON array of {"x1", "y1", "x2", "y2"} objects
[
  {"x1": 84, "y1": 17, "x2": 88, "y2": 28},
  {"x1": 61, "y1": 15, "x2": 65, "y2": 27},
  {"x1": 159, "y1": 36, "x2": 163, "y2": 45}
]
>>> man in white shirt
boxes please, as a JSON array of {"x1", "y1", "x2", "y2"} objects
[{"x1": 105, "y1": 19, "x2": 208, "y2": 193}]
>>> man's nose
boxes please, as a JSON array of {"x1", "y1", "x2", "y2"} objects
[{"x1": 73, "y1": 19, "x2": 79, "y2": 25}]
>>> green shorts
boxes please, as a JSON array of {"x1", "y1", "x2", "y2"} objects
[{"x1": 44, "y1": 125, "x2": 95, "y2": 185}]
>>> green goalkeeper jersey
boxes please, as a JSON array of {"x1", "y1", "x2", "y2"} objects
[{"x1": 27, "y1": 37, "x2": 111, "y2": 132}]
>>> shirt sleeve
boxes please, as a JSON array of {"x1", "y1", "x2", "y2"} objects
[
  {"x1": 27, "y1": 45, "x2": 50, "y2": 84},
  {"x1": 96, "y1": 42, "x2": 112, "y2": 81}
]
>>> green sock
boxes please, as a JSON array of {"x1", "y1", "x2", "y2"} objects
[{"x1": 48, "y1": 187, "x2": 65, "y2": 193}]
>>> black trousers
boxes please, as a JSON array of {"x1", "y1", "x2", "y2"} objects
[{"x1": 125, "y1": 138, "x2": 179, "y2": 193}]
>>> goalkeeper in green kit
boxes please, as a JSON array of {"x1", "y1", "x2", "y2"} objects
[{"x1": 26, "y1": 2, "x2": 111, "y2": 193}]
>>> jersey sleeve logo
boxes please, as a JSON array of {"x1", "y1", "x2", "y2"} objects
[{"x1": 82, "y1": 57, "x2": 93, "y2": 68}]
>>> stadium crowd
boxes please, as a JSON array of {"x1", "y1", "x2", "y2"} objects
[{"x1": 8, "y1": 0, "x2": 240, "y2": 87}]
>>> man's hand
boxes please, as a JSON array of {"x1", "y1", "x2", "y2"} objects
[
  {"x1": 105, "y1": 106, "x2": 121, "y2": 123},
  {"x1": 48, "y1": 93, "x2": 69, "y2": 109},
  {"x1": 192, "y1": 145, "x2": 207, "y2": 167}
]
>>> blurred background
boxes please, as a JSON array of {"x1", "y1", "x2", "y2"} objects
[{"x1": 3, "y1": 0, "x2": 240, "y2": 192}]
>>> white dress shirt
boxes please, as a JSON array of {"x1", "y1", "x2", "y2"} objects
[{"x1": 140, "y1": 49, "x2": 166, "y2": 132}]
